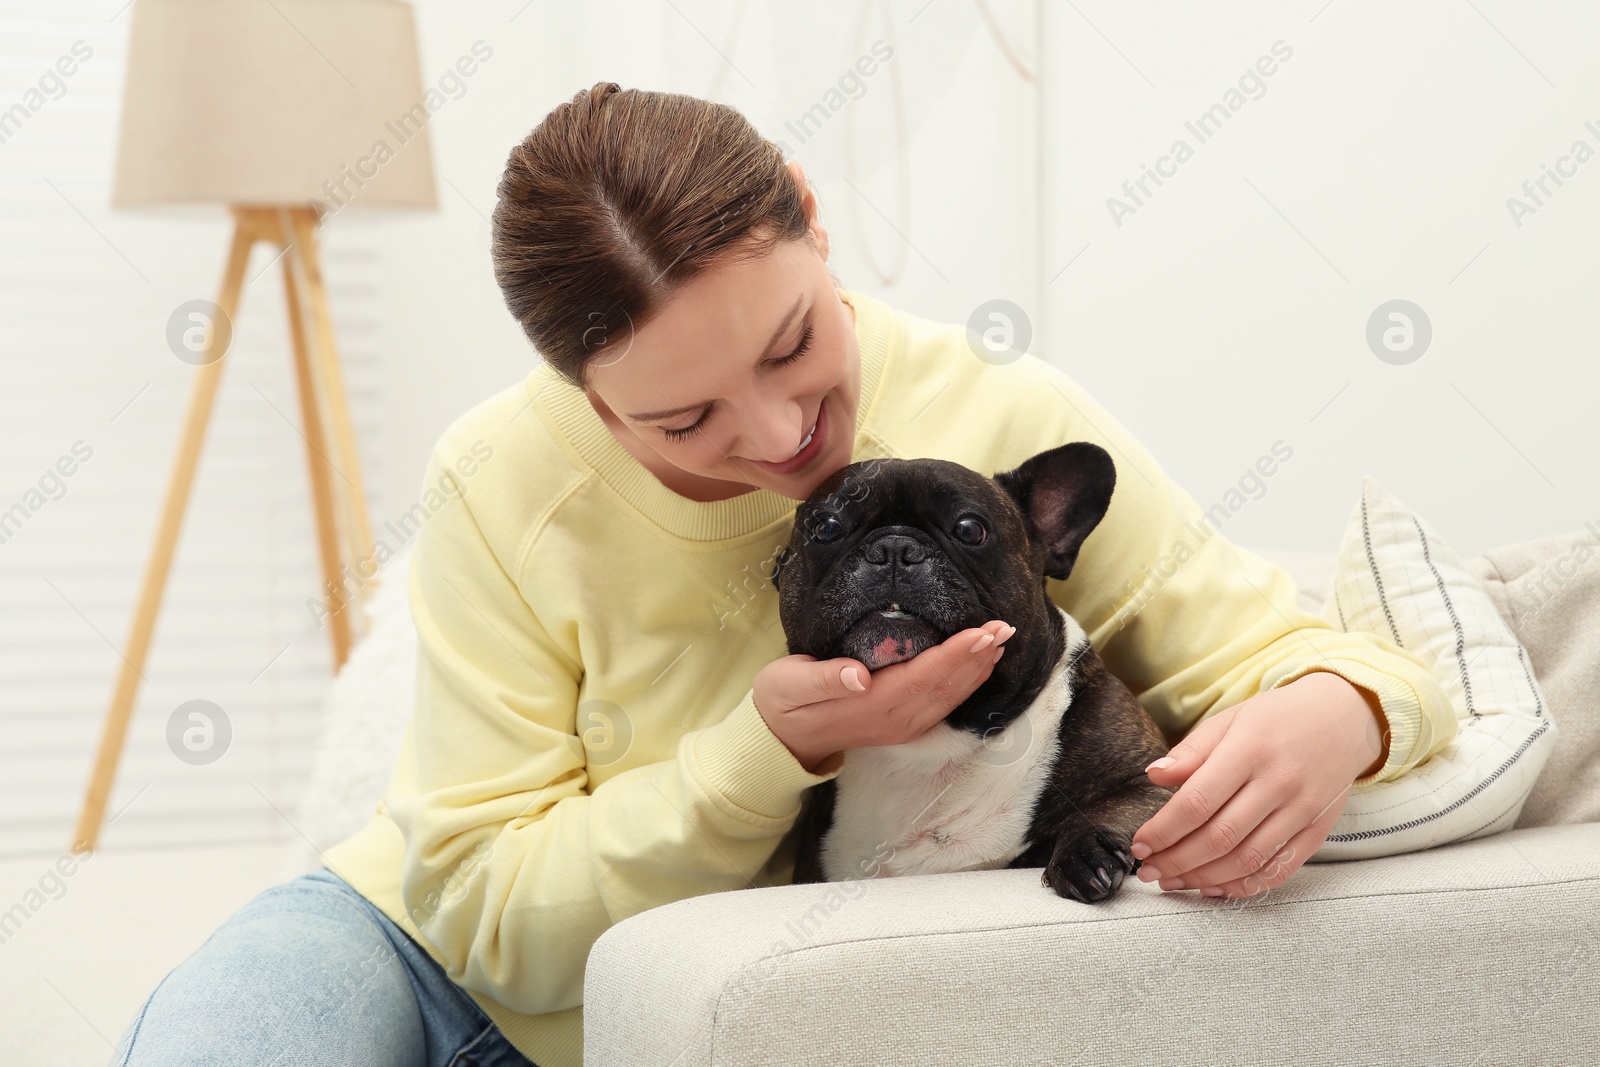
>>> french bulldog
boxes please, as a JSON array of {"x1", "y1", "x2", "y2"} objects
[{"x1": 771, "y1": 442, "x2": 1176, "y2": 903}]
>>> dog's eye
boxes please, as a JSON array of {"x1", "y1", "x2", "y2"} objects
[
  {"x1": 809, "y1": 513, "x2": 845, "y2": 544},
  {"x1": 953, "y1": 517, "x2": 987, "y2": 545}
]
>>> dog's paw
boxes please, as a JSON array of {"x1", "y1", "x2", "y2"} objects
[{"x1": 1042, "y1": 827, "x2": 1139, "y2": 903}]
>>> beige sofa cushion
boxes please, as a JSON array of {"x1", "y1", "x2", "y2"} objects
[
  {"x1": 1467, "y1": 526, "x2": 1600, "y2": 828},
  {"x1": 585, "y1": 822, "x2": 1600, "y2": 1066}
]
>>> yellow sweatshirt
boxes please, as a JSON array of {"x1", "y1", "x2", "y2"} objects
[{"x1": 324, "y1": 287, "x2": 1457, "y2": 1067}]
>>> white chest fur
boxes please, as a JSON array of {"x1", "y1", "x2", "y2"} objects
[{"x1": 819, "y1": 607, "x2": 1088, "y2": 882}]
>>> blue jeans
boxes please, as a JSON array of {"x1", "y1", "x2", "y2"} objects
[{"x1": 110, "y1": 867, "x2": 538, "y2": 1066}]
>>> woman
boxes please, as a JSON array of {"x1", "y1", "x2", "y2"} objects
[{"x1": 112, "y1": 82, "x2": 1456, "y2": 1067}]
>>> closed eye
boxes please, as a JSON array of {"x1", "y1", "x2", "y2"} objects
[{"x1": 661, "y1": 323, "x2": 815, "y2": 443}]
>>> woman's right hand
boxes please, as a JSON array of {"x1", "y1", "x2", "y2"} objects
[{"x1": 752, "y1": 620, "x2": 1017, "y2": 773}]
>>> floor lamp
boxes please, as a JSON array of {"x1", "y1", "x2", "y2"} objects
[{"x1": 75, "y1": 0, "x2": 437, "y2": 851}]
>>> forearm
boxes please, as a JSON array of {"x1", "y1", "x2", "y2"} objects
[
  {"x1": 1285, "y1": 669, "x2": 1389, "y2": 782},
  {"x1": 396, "y1": 689, "x2": 843, "y2": 1015},
  {"x1": 971, "y1": 351, "x2": 1456, "y2": 786}
]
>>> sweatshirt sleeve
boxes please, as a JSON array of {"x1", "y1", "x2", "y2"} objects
[
  {"x1": 384, "y1": 444, "x2": 845, "y2": 1017},
  {"x1": 1025, "y1": 367, "x2": 1459, "y2": 788}
]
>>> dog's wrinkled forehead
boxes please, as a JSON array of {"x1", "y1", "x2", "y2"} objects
[
  {"x1": 795, "y1": 457, "x2": 1024, "y2": 537},
  {"x1": 777, "y1": 441, "x2": 1117, "y2": 594}
]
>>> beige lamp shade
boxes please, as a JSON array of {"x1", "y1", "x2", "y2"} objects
[{"x1": 112, "y1": 0, "x2": 437, "y2": 212}]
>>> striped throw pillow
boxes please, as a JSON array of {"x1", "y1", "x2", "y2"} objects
[{"x1": 1311, "y1": 476, "x2": 1558, "y2": 861}]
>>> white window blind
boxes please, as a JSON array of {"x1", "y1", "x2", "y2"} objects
[{"x1": 0, "y1": 2, "x2": 388, "y2": 856}]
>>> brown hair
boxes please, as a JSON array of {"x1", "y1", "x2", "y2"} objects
[{"x1": 491, "y1": 81, "x2": 817, "y2": 392}]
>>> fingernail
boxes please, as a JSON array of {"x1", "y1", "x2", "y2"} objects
[
  {"x1": 996, "y1": 624, "x2": 1016, "y2": 643},
  {"x1": 991, "y1": 646, "x2": 1006, "y2": 664},
  {"x1": 1138, "y1": 866, "x2": 1162, "y2": 882},
  {"x1": 1202, "y1": 887, "x2": 1225, "y2": 897},
  {"x1": 841, "y1": 666, "x2": 865, "y2": 691},
  {"x1": 1161, "y1": 878, "x2": 1186, "y2": 891},
  {"x1": 1146, "y1": 756, "x2": 1176, "y2": 773},
  {"x1": 1130, "y1": 842, "x2": 1152, "y2": 860},
  {"x1": 969, "y1": 632, "x2": 995, "y2": 654}
]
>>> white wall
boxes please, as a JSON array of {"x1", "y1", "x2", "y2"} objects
[
  {"x1": 1038, "y1": 1, "x2": 1600, "y2": 557},
  {"x1": 0, "y1": 0, "x2": 1043, "y2": 856},
  {"x1": 371, "y1": 0, "x2": 1044, "y2": 532},
  {"x1": 380, "y1": 0, "x2": 1599, "y2": 562},
  {"x1": 4, "y1": 0, "x2": 1595, "y2": 857}
]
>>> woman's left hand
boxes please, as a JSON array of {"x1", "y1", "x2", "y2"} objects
[{"x1": 1128, "y1": 670, "x2": 1390, "y2": 899}]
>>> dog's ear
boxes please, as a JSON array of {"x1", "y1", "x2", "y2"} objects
[{"x1": 993, "y1": 442, "x2": 1116, "y2": 582}]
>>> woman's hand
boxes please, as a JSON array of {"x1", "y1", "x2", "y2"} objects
[
  {"x1": 1128, "y1": 670, "x2": 1390, "y2": 899},
  {"x1": 754, "y1": 620, "x2": 1016, "y2": 773}
]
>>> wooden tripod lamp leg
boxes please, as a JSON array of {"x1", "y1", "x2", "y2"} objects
[
  {"x1": 72, "y1": 219, "x2": 257, "y2": 852},
  {"x1": 282, "y1": 238, "x2": 355, "y2": 671},
  {"x1": 285, "y1": 207, "x2": 379, "y2": 633}
]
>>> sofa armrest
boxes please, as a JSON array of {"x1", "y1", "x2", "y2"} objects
[{"x1": 585, "y1": 823, "x2": 1600, "y2": 1066}]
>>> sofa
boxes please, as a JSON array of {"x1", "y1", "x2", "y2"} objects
[
  {"x1": 580, "y1": 512, "x2": 1600, "y2": 1066},
  {"x1": 299, "y1": 482, "x2": 1598, "y2": 1065},
  {"x1": 9, "y1": 499, "x2": 1595, "y2": 1066}
]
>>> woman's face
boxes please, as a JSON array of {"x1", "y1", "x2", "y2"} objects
[{"x1": 582, "y1": 226, "x2": 861, "y2": 505}]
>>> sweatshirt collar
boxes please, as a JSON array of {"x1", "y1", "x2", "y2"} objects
[{"x1": 530, "y1": 287, "x2": 895, "y2": 542}]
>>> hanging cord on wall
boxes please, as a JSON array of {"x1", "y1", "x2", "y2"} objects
[
  {"x1": 845, "y1": 0, "x2": 911, "y2": 288},
  {"x1": 842, "y1": 0, "x2": 1033, "y2": 289},
  {"x1": 973, "y1": 0, "x2": 1037, "y2": 81},
  {"x1": 689, "y1": 0, "x2": 1028, "y2": 290}
]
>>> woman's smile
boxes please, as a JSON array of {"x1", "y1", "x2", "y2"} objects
[{"x1": 581, "y1": 232, "x2": 862, "y2": 503}]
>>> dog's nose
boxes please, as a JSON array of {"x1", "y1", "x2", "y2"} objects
[{"x1": 865, "y1": 533, "x2": 927, "y2": 569}]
